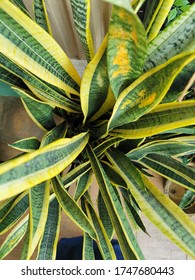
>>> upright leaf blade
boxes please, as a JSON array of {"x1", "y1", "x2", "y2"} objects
[
  {"x1": 27, "y1": 181, "x2": 50, "y2": 259},
  {"x1": 70, "y1": 0, "x2": 94, "y2": 62},
  {"x1": 33, "y1": 0, "x2": 52, "y2": 35},
  {"x1": 81, "y1": 35, "x2": 114, "y2": 122},
  {"x1": 107, "y1": 4, "x2": 146, "y2": 97},
  {"x1": 37, "y1": 196, "x2": 61, "y2": 260},
  {"x1": 146, "y1": 0, "x2": 175, "y2": 42}
]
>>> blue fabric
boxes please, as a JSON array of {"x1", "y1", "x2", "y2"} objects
[{"x1": 56, "y1": 236, "x2": 124, "y2": 260}]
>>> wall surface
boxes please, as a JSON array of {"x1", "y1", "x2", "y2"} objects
[{"x1": 23, "y1": 0, "x2": 111, "y2": 59}]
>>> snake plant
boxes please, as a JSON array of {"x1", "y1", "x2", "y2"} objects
[{"x1": 0, "y1": 0, "x2": 195, "y2": 260}]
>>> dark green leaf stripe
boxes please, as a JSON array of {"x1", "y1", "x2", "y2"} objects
[
  {"x1": 33, "y1": 0, "x2": 52, "y2": 34},
  {"x1": 0, "y1": 192, "x2": 28, "y2": 234},
  {"x1": 37, "y1": 197, "x2": 61, "y2": 260},
  {"x1": 107, "y1": 148, "x2": 195, "y2": 258},
  {"x1": 0, "y1": 0, "x2": 80, "y2": 94},
  {"x1": 140, "y1": 153, "x2": 195, "y2": 191},
  {"x1": 107, "y1": 5, "x2": 146, "y2": 97},
  {"x1": 71, "y1": 0, "x2": 94, "y2": 62},
  {"x1": 145, "y1": 4, "x2": 195, "y2": 70},
  {"x1": 0, "y1": 132, "x2": 89, "y2": 200},
  {"x1": 127, "y1": 140, "x2": 195, "y2": 160}
]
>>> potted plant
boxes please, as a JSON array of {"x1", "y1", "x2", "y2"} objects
[{"x1": 0, "y1": 0, "x2": 195, "y2": 260}]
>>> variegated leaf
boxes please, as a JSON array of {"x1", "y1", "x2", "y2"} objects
[
  {"x1": 108, "y1": 52, "x2": 195, "y2": 130},
  {"x1": 0, "y1": 132, "x2": 89, "y2": 200},
  {"x1": 107, "y1": 4, "x2": 146, "y2": 97},
  {"x1": 0, "y1": 0, "x2": 80, "y2": 95}
]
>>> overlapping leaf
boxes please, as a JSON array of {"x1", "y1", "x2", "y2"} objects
[
  {"x1": 87, "y1": 145, "x2": 144, "y2": 260},
  {"x1": 110, "y1": 101, "x2": 195, "y2": 139},
  {"x1": 107, "y1": 148, "x2": 195, "y2": 259},
  {"x1": 0, "y1": 132, "x2": 89, "y2": 200},
  {"x1": 0, "y1": 0, "x2": 80, "y2": 95},
  {"x1": 145, "y1": 4, "x2": 195, "y2": 70},
  {"x1": 108, "y1": 52, "x2": 195, "y2": 130}
]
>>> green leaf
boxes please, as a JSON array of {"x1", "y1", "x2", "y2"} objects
[
  {"x1": 179, "y1": 190, "x2": 195, "y2": 209},
  {"x1": 82, "y1": 233, "x2": 95, "y2": 260},
  {"x1": 33, "y1": 0, "x2": 52, "y2": 35},
  {"x1": 145, "y1": 4, "x2": 195, "y2": 70},
  {"x1": 109, "y1": 101, "x2": 195, "y2": 139},
  {"x1": 174, "y1": 0, "x2": 189, "y2": 7},
  {"x1": 0, "y1": 53, "x2": 81, "y2": 112},
  {"x1": 97, "y1": 191, "x2": 114, "y2": 240},
  {"x1": 146, "y1": 0, "x2": 175, "y2": 42},
  {"x1": 0, "y1": 66, "x2": 26, "y2": 91},
  {"x1": 108, "y1": 52, "x2": 195, "y2": 130},
  {"x1": 81, "y1": 35, "x2": 114, "y2": 122},
  {"x1": 0, "y1": 192, "x2": 28, "y2": 234},
  {"x1": 107, "y1": 148, "x2": 195, "y2": 259},
  {"x1": 0, "y1": 0, "x2": 81, "y2": 95},
  {"x1": 0, "y1": 132, "x2": 89, "y2": 201},
  {"x1": 85, "y1": 197, "x2": 117, "y2": 260},
  {"x1": 167, "y1": 8, "x2": 178, "y2": 23},
  {"x1": 86, "y1": 145, "x2": 144, "y2": 260},
  {"x1": 70, "y1": 0, "x2": 94, "y2": 62},
  {"x1": 107, "y1": 4, "x2": 146, "y2": 97},
  {"x1": 52, "y1": 176, "x2": 96, "y2": 239},
  {"x1": 127, "y1": 140, "x2": 195, "y2": 161},
  {"x1": 9, "y1": 137, "x2": 40, "y2": 152},
  {"x1": 62, "y1": 161, "x2": 91, "y2": 188},
  {"x1": 74, "y1": 170, "x2": 93, "y2": 201},
  {"x1": 27, "y1": 181, "x2": 50, "y2": 259},
  {"x1": 0, "y1": 196, "x2": 19, "y2": 220},
  {"x1": 0, "y1": 215, "x2": 28, "y2": 259},
  {"x1": 37, "y1": 196, "x2": 61, "y2": 260},
  {"x1": 140, "y1": 153, "x2": 195, "y2": 192},
  {"x1": 14, "y1": 87, "x2": 56, "y2": 131}
]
